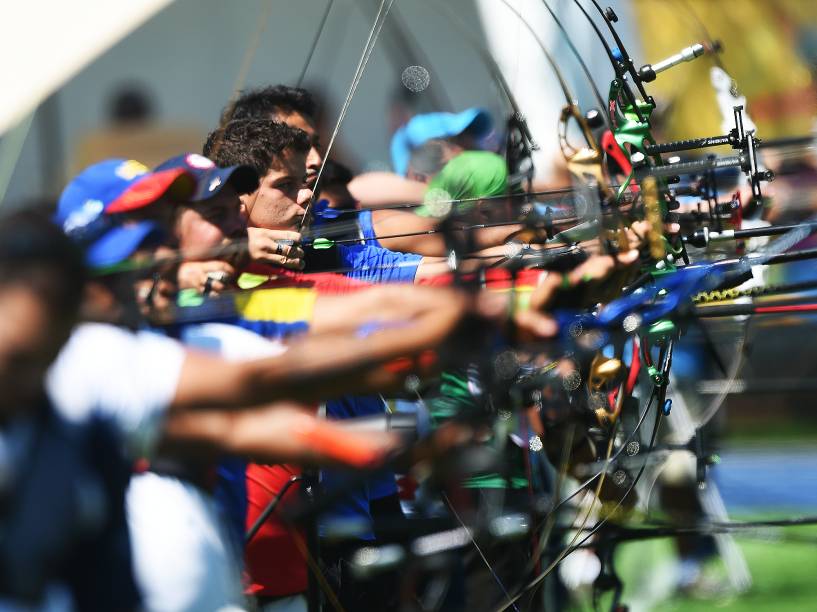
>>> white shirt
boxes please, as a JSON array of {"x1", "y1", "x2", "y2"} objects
[
  {"x1": 179, "y1": 321, "x2": 287, "y2": 360},
  {"x1": 46, "y1": 322, "x2": 185, "y2": 459},
  {"x1": 47, "y1": 321, "x2": 286, "y2": 611},
  {"x1": 128, "y1": 322, "x2": 284, "y2": 612}
]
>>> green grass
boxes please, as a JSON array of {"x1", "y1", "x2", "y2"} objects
[
  {"x1": 568, "y1": 524, "x2": 817, "y2": 611},
  {"x1": 723, "y1": 422, "x2": 817, "y2": 444}
]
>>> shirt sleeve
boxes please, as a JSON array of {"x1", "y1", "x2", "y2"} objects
[
  {"x1": 339, "y1": 244, "x2": 421, "y2": 284},
  {"x1": 357, "y1": 210, "x2": 380, "y2": 247},
  {"x1": 180, "y1": 322, "x2": 288, "y2": 360},
  {"x1": 46, "y1": 323, "x2": 186, "y2": 458}
]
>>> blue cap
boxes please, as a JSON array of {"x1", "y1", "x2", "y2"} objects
[
  {"x1": 155, "y1": 153, "x2": 258, "y2": 200},
  {"x1": 390, "y1": 108, "x2": 493, "y2": 176},
  {"x1": 57, "y1": 159, "x2": 194, "y2": 221},
  {"x1": 84, "y1": 221, "x2": 164, "y2": 269},
  {"x1": 56, "y1": 159, "x2": 176, "y2": 268}
]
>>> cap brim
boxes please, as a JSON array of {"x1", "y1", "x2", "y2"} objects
[
  {"x1": 86, "y1": 221, "x2": 164, "y2": 268},
  {"x1": 106, "y1": 168, "x2": 195, "y2": 214},
  {"x1": 391, "y1": 108, "x2": 493, "y2": 176},
  {"x1": 191, "y1": 165, "x2": 258, "y2": 201},
  {"x1": 452, "y1": 108, "x2": 493, "y2": 138},
  {"x1": 390, "y1": 125, "x2": 412, "y2": 176}
]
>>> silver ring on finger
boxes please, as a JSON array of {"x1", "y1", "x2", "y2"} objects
[
  {"x1": 207, "y1": 271, "x2": 230, "y2": 284},
  {"x1": 276, "y1": 242, "x2": 283, "y2": 256}
]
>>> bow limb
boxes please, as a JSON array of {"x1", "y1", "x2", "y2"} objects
[
  {"x1": 422, "y1": 0, "x2": 538, "y2": 190},
  {"x1": 539, "y1": 0, "x2": 611, "y2": 130},
  {"x1": 495, "y1": 0, "x2": 623, "y2": 259}
]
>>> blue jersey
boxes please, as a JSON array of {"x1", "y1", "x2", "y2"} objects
[
  {"x1": 356, "y1": 209, "x2": 380, "y2": 247},
  {"x1": 339, "y1": 243, "x2": 420, "y2": 283},
  {"x1": 311, "y1": 202, "x2": 414, "y2": 279}
]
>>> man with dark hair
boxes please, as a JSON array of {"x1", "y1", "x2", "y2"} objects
[
  {"x1": 205, "y1": 118, "x2": 488, "y2": 284},
  {"x1": 0, "y1": 211, "x2": 140, "y2": 610},
  {"x1": 205, "y1": 117, "x2": 310, "y2": 181},
  {"x1": 224, "y1": 85, "x2": 428, "y2": 209},
  {"x1": 204, "y1": 118, "x2": 313, "y2": 233},
  {"x1": 203, "y1": 118, "x2": 312, "y2": 272},
  {"x1": 222, "y1": 85, "x2": 321, "y2": 189},
  {"x1": 221, "y1": 87, "x2": 521, "y2": 258},
  {"x1": 223, "y1": 84, "x2": 317, "y2": 123}
]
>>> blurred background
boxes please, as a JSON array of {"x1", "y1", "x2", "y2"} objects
[{"x1": 2, "y1": 1, "x2": 817, "y2": 609}]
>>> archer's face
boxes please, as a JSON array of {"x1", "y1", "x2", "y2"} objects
[
  {"x1": 175, "y1": 184, "x2": 246, "y2": 258},
  {"x1": 273, "y1": 110, "x2": 322, "y2": 189},
  {"x1": 241, "y1": 150, "x2": 313, "y2": 231},
  {"x1": 0, "y1": 286, "x2": 69, "y2": 421},
  {"x1": 130, "y1": 246, "x2": 178, "y2": 318}
]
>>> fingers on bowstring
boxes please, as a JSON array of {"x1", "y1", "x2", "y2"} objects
[
  {"x1": 270, "y1": 253, "x2": 306, "y2": 270},
  {"x1": 256, "y1": 244, "x2": 306, "y2": 269},
  {"x1": 277, "y1": 230, "x2": 302, "y2": 242},
  {"x1": 254, "y1": 227, "x2": 302, "y2": 243},
  {"x1": 286, "y1": 244, "x2": 306, "y2": 260}
]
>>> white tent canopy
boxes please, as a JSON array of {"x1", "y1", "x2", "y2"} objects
[{"x1": 0, "y1": 0, "x2": 173, "y2": 135}]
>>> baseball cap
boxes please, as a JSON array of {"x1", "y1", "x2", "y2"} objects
[
  {"x1": 154, "y1": 153, "x2": 258, "y2": 200},
  {"x1": 83, "y1": 221, "x2": 164, "y2": 269},
  {"x1": 56, "y1": 159, "x2": 180, "y2": 267},
  {"x1": 390, "y1": 108, "x2": 493, "y2": 176},
  {"x1": 57, "y1": 159, "x2": 195, "y2": 218}
]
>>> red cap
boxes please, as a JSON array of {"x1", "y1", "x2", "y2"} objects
[{"x1": 106, "y1": 167, "x2": 195, "y2": 214}]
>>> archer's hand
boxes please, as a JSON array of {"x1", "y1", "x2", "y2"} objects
[
  {"x1": 514, "y1": 250, "x2": 640, "y2": 339},
  {"x1": 247, "y1": 227, "x2": 305, "y2": 270},
  {"x1": 178, "y1": 260, "x2": 236, "y2": 296}
]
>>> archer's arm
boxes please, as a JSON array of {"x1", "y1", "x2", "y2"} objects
[
  {"x1": 170, "y1": 287, "x2": 470, "y2": 411},
  {"x1": 348, "y1": 172, "x2": 427, "y2": 208},
  {"x1": 372, "y1": 209, "x2": 522, "y2": 256},
  {"x1": 159, "y1": 403, "x2": 399, "y2": 468}
]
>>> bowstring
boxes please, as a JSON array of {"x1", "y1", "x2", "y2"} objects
[
  {"x1": 497, "y1": 398, "x2": 664, "y2": 611},
  {"x1": 540, "y1": 0, "x2": 609, "y2": 124},
  {"x1": 300, "y1": 0, "x2": 396, "y2": 232},
  {"x1": 442, "y1": 492, "x2": 520, "y2": 612},
  {"x1": 209, "y1": 0, "x2": 275, "y2": 160},
  {"x1": 296, "y1": 0, "x2": 336, "y2": 88}
]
